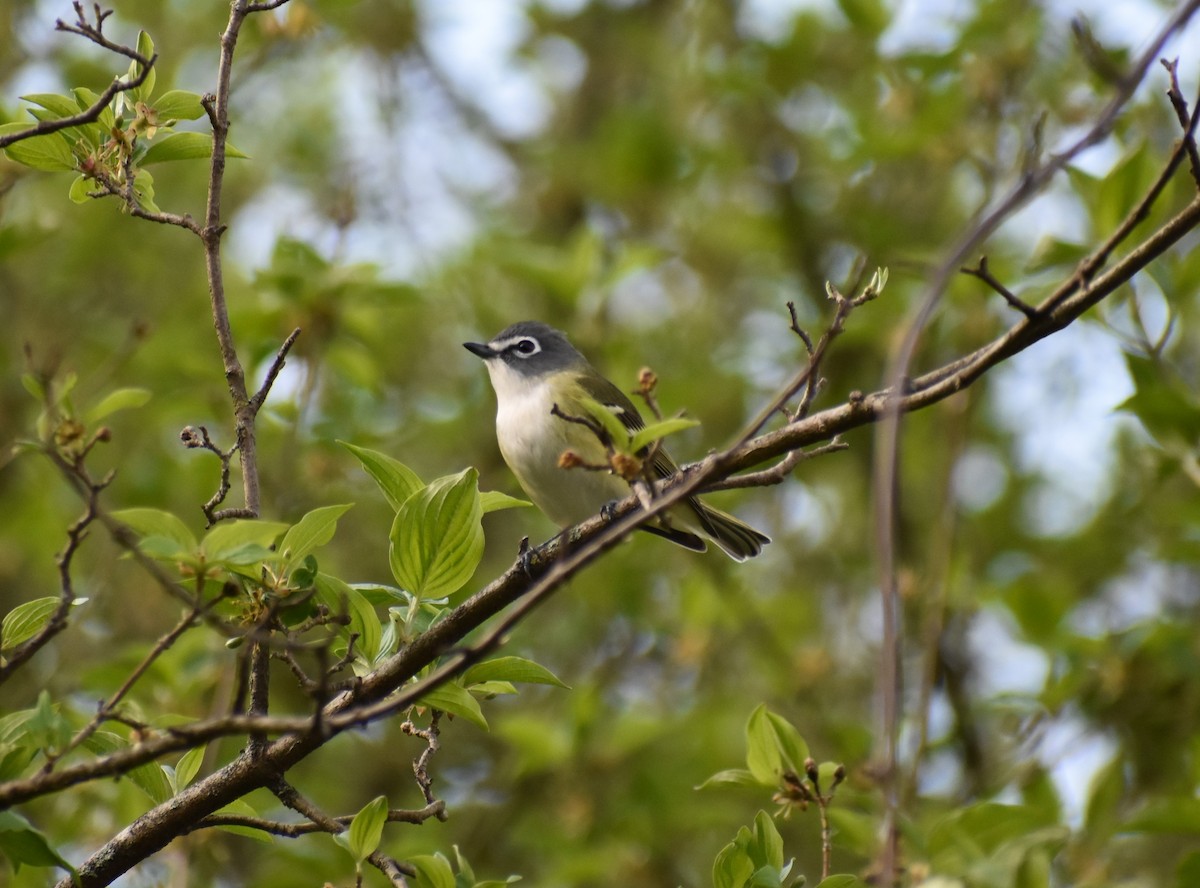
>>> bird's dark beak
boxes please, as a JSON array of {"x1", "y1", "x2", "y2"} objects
[{"x1": 463, "y1": 341, "x2": 495, "y2": 359}]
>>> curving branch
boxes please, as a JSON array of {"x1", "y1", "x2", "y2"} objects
[{"x1": 0, "y1": 4, "x2": 156, "y2": 151}]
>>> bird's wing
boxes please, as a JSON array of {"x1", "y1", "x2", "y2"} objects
[{"x1": 574, "y1": 372, "x2": 682, "y2": 479}]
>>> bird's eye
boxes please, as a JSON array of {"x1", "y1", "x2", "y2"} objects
[{"x1": 515, "y1": 338, "x2": 538, "y2": 355}]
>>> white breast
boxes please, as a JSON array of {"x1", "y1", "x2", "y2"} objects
[{"x1": 486, "y1": 362, "x2": 629, "y2": 527}]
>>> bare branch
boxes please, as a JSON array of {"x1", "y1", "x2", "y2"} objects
[
  {"x1": 960, "y1": 256, "x2": 1039, "y2": 318},
  {"x1": 249, "y1": 327, "x2": 303, "y2": 414},
  {"x1": 1162, "y1": 57, "x2": 1200, "y2": 186}
]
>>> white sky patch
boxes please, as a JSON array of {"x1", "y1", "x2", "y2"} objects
[
  {"x1": 418, "y1": 0, "x2": 550, "y2": 138},
  {"x1": 967, "y1": 606, "x2": 1049, "y2": 696},
  {"x1": 987, "y1": 321, "x2": 1136, "y2": 537},
  {"x1": 1037, "y1": 714, "x2": 1119, "y2": 827}
]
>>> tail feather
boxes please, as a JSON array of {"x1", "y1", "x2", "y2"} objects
[{"x1": 690, "y1": 501, "x2": 771, "y2": 562}]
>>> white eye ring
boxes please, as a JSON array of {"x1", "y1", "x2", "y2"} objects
[{"x1": 514, "y1": 338, "x2": 539, "y2": 356}]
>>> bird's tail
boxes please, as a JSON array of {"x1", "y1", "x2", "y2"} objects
[{"x1": 690, "y1": 500, "x2": 771, "y2": 562}]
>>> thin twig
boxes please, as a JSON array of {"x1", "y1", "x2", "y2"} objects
[
  {"x1": 960, "y1": 256, "x2": 1039, "y2": 318},
  {"x1": 52, "y1": 604, "x2": 205, "y2": 766},
  {"x1": 249, "y1": 327, "x2": 302, "y2": 414},
  {"x1": 1163, "y1": 57, "x2": 1200, "y2": 187}
]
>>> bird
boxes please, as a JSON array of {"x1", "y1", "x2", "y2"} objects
[{"x1": 464, "y1": 321, "x2": 770, "y2": 561}]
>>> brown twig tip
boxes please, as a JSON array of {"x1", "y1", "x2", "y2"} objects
[
  {"x1": 961, "y1": 256, "x2": 1040, "y2": 318},
  {"x1": 787, "y1": 301, "x2": 816, "y2": 354},
  {"x1": 1160, "y1": 56, "x2": 1200, "y2": 188},
  {"x1": 610, "y1": 451, "x2": 642, "y2": 481}
]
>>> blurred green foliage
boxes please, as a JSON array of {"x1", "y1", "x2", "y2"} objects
[{"x1": 2, "y1": 1, "x2": 1200, "y2": 886}]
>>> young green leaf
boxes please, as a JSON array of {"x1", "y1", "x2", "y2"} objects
[
  {"x1": 133, "y1": 30, "x2": 156, "y2": 100},
  {"x1": 0, "y1": 125, "x2": 76, "y2": 172},
  {"x1": 462, "y1": 655, "x2": 569, "y2": 689},
  {"x1": 111, "y1": 507, "x2": 198, "y2": 551},
  {"x1": 212, "y1": 798, "x2": 273, "y2": 843},
  {"x1": 68, "y1": 173, "x2": 93, "y2": 203},
  {"x1": 174, "y1": 745, "x2": 205, "y2": 792},
  {"x1": 629, "y1": 416, "x2": 699, "y2": 455},
  {"x1": 712, "y1": 838, "x2": 755, "y2": 888},
  {"x1": 345, "y1": 795, "x2": 388, "y2": 862},
  {"x1": 82, "y1": 732, "x2": 173, "y2": 804},
  {"x1": 813, "y1": 876, "x2": 870, "y2": 888},
  {"x1": 1, "y1": 597, "x2": 78, "y2": 650},
  {"x1": 0, "y1": 809, "x2": 79, "y2": 877},
  {"x1": 152, "y1": 90, "x2": 206, "y2": 121},
  {"x1": 313, "y1": 573, "x2": 382, "y2": 663},
  {"x1": 389, "y1": 467, "x2": 484, "y2": 600},
  {"x1": 480, "y1": 490, "x2": 532, "y2": 514},
  {"x1": 744, "y1": 705, "x2": 809, "y2": 786},
  {"x1": 201, "y1": 519, "x2": 288, "y2": 563},
  {"x1": 278, "y1": 504, "x2": 353, "y2": 569},
  {"x1": 696, "y1": 768, "x2": 761, "y2": 790},
  {"x1": 338, "y1": 441, "x2": 424, "y2": 511},
  {"x1": 579, "y1": 396, "x2": 633, "y2": 447},
  {"x1": 85, "y1": 387, "x2": 152, "y2": 423},
  {"x1": 20, "y1": 93, "x2": 81, "y2": 118},
  {"x1": 72, "y1": 87, "x2": 115, "y2": 131},
  {"x1": 140, "y1": 132, "x2": 249, "y2": 165},
  {"x1": 408, "y1": 853, "x2": 457, "y2": 888},
  {"x1": 417, "y1": 682, "x2": 488, "y2": 730}
]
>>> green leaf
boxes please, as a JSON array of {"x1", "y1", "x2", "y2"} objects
[
  {"x1": 745, "y1": 705, "x2": 809, "y2": 786},
  {"x1": 152, "y1": 90, "x2": 205, "y2": 121},
  {"x1": 1125, "y1": 798, "x2": 1200, "y2": 833},
  {"x1": 1083, "y1": 755, "x2": 1124, "y2": 840},
  {"x1": 468, "y1": 680, "x2": 518, "y2": 697},
  {"x1": 20, "y1": 373, "x2": 45, "y2": 402},
  {"x1": 697, "y1": 768, "x2": 762, "y2": 790},
  {"x1": 0, "y1": 123, "x2": 76, "y2": 171},
  {"x1": 389, "y1": 468, "x2": 484, "y2": 600},
  {"x1": 712, "y1": 839, "x2": 755, "y2": 888},
  {"x1": 174, "y1": 745, "x2": 205, "y2": 791},
  {"x1": 751, "y1": 810, "x2": 784, "y2": 870},
  {"x1": 68, "y1": 173, "x2": 92, "y2": 203},
  {"x1": 579, "y1": 395, "x2": 632, "y2": 446},
  {"x1": 2, "y1": 597, "x2": 71, "y2": 650},
  {"x1": 629, "y1": 415, "x2": 699, "y2": 455},
  {"x1": 313, "y1": 573, "x2": 382, "y2": 663},
  {"x1": 140, "y1": 132, "x2": 249, "y2": 165},
  {"x1": 213, "y1": 798, "x2": 273, "y2": 842},
  {"x1": 27, "y1": 692, "x2": 72, "y2": 753},
  {"x1": 1177, "y1": 851, "x2": 1200, "y2": 888},
  {"x1": 72, "y1": 88, "x2": 114, "y2": 131},
  {"x1": 85, "y1": 387, "x2": 151, "y2": 422},
  {"x1": 480, "y1": 490, "x2": 532, "y2": 514},
  {"x1": 82, "y1": 731, "x2": 173, "y2": 804},
  {"x1": 133, "y1": 31, "x2": 157, "y2": 100},
  {"x1": 814, "y1": 877, "x2": 870, "y2": 888},
  {"x1": 21, "y1": 93, "x2": 81, "y2": 118},
  {"x1": 836, "y1": 0, "x2": 890, "y2": 34},
  {"x1": 201, "y1": 519, "x2": 288, "y2": 562},
  {"x1": 1117, "y1": 353, "x2": 1200, "y2": 448},
  {"x1": 0, "y1": 809, "x2": 78, "y2": 877},
  {"x1": 111, "y1": 507, "x2": 198, "y2": 551},
  {"x1": 462, "y1": 656, "x2": 569, "y2": 689},
  {"x1": 418, "y1": 681, "x2": 488, "y2": 730},
  {"x1": 1027, "y1": 236, "x2": 1089, "y2": 274},
  {"x1": 345, "y1": 795, "x2": 388, "y2": 861},
  {"x1": 409, "y1": 853, "x2": 457, "y2": 888},
  {"x1": 278, "y1": 504, "x2": 353, "y2": 569},
  {"x1": 339, "y1": 441, "x2": 424, "y2": 511}
]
